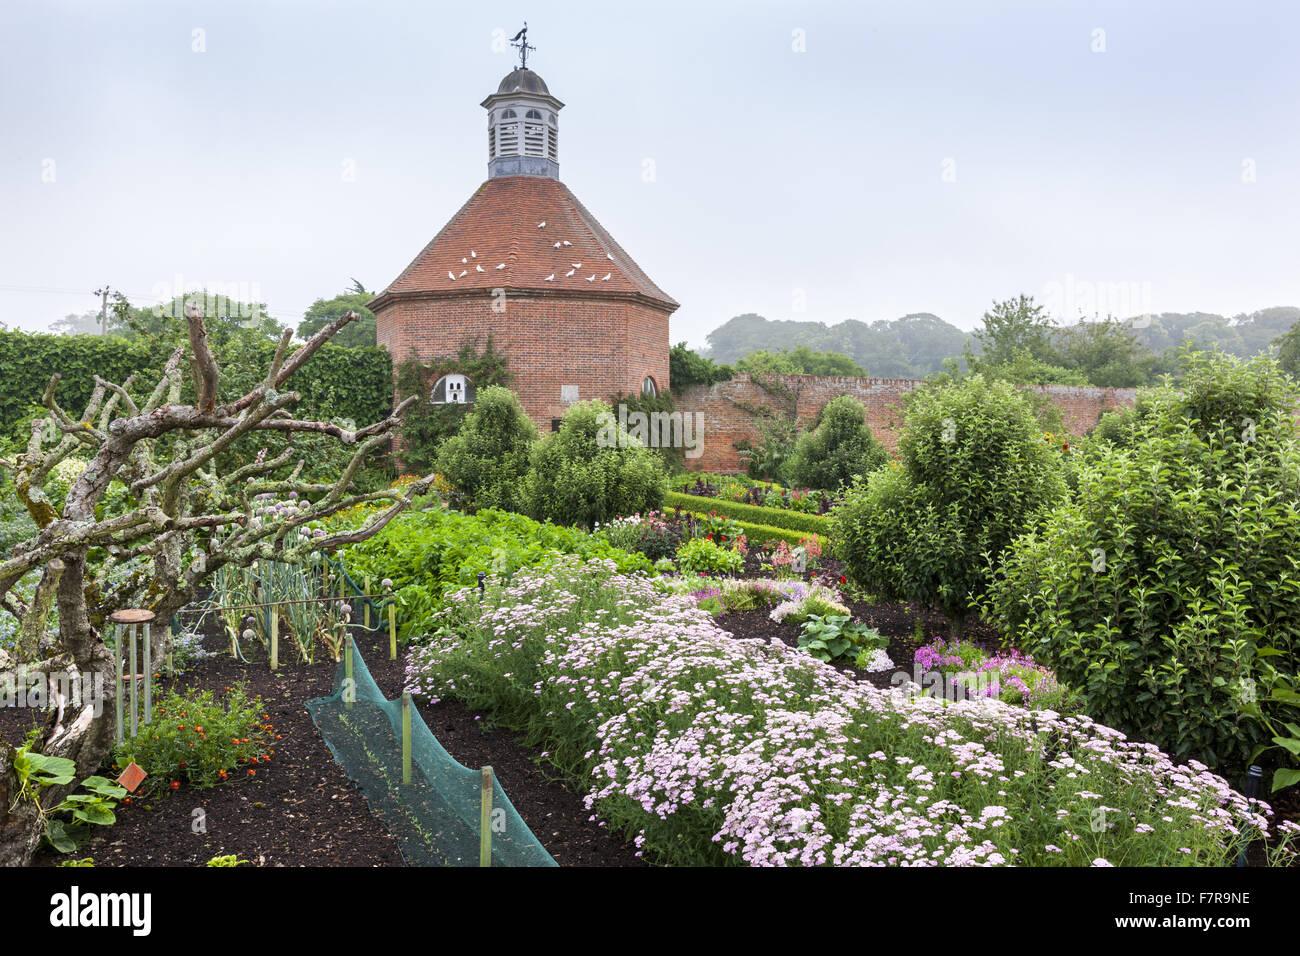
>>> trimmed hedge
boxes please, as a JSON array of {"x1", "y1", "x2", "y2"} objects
[
  {"x1": 664, "y1": 491, "x2": 831, "y2": 536},
  {"x1": 670, "y1": 509, "x2": 809, "y2": 548},
  {"x1": 0, "y1": 329, "x2": 393, "y2": 442}
]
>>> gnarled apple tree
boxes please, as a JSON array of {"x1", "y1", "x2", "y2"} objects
[{"x1": 0, "y1": 307, "x2": 429, "y2": 865}]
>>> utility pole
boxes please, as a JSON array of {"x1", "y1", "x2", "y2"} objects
[{"x1": 92, "y1": 285, "x2": 112, "y2": 335}]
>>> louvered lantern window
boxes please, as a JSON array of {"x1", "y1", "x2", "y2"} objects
[
  {"x1": 523, "y1": 120, "x2": 545, "y2": 157},
  {"x1": 497, "y1": 109, "x2": 520, "y2": 154}
]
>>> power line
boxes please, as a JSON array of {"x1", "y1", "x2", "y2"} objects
[{"x1": 0, "y1": 284, "x2": 307, "y2": 323}]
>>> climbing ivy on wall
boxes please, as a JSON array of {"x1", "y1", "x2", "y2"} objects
[{"x1": 394, "y1": 336, "x2": 512, "y2": 473}]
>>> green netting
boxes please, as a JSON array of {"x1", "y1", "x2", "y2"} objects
[
  {"x1": 306, "y1": 642, "x2": 557, "y2": 867},
  {"x1": 321, "y1": 554, "x2": 393, "y2": 629}
]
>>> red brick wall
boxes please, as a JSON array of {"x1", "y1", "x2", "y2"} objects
[
  {"x1": 376, "y1": 290, "x2": 671, "y2": 427},
  {"x1": 676, "y1": 373, "x2": 1137, "y2": 474}
]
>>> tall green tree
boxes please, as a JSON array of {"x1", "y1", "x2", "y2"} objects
[
  {"x1": 970, "y1": 294, "x2": 1058, "y2": 368},
  {"x1": 787, "y1": 395, "x2": 889, "y2": 490},
  {"x1": 1053, "y1": 317, "x2": 1156, "y2": 387},
  {"x1": 435, "y1": 386, "x2": 537, "y2": 512},
  {"x1": 668, "y1": 342, "x2": 733, "y2": 394},
  {"x1": 736, "y1": 346, "x2": 865, "y2": 376},
  {"x1": 1276, "y1": 316, "x2": 1300, "y2": 378},
  {"x1": 298, "y1": 279, "x2": 377, "y2": 348},
  {"x1": 833, "y1": 374, "x2": 1067, "y2": 628}
]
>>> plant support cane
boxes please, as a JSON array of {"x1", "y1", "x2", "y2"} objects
[
  {"x1": 345, "y1": 635, "x2": 355, "y2": 710},
  {"x1": 389, "y1": 602, "x2": 397, "y2": 660},
  {"x1": 480, "y1": 766, "x2": 494, "y2": 867}
]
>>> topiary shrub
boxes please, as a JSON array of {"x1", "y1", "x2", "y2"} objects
[
  {"x1": 983, "y1": 351, "x2": 1300, "y2": 783},
  {"x1": 787, "y1": 395, "x2": 889, "y2": 490},
  {"x1": 832, "y1": 374, "x2": 1067, "y2": 628},
  {"x1": 523, "y1": 400, "x2": 666, "y2": 528},
  {"x1": 434, "y1": 385, "x2": 537, "y2": 512}
]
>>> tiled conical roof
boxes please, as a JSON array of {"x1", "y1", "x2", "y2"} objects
[{"x1": 371, "y1": 176, "x2": 678, "y2": 313}]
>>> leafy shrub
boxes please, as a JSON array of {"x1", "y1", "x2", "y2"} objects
[
  {"x1": 634, "y1": 513, "x2": 683, "y2": 561},
  {"x1": 110, "y1": 684, "x2": 273, "y2": 791},
  {"x1": 797, "y1": 614, "x2": 884, "y2": 662},
  {"x1": 675, "y1": 537, "x2": 744, "y2": 575},
  {"x1": 597, "y1": 511, "x2": 684, "y2": 561},
  {"x1": 339, "y1": 506, "x2": 653, "y2": 642},
  {"x1": 524, "y1": 400, "x2": 666, "y2": 528},
  {"x1": 772, "y1": 591, "x2": 851, "y2": 628},
  {"x1": 984, "y1": 351, "x2": 1300, "y2": 782},
  {"x1": 833, "y1": 375, "x2": 1067, "y2": 626},
  {"x1": 735, "y1": 412, "x2": 799, "y2": 484},
  {"x1": 668, "y1": 342, "x2": 733, "y2": 394},
  {"x1": 434, "y1": 385, "x2": 537, "y2": 512},
  {"x1": 788, "y1": 395, "x2": 890, "y2": 490}
]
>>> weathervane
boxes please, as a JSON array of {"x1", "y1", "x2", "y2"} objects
[{"x1": 510, "y1": 23, "x2": 535, "y2": 70}]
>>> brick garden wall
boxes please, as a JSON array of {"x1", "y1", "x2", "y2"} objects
[{"x1": 676, "y1": 373, "x2": 1137, "y2": 474}]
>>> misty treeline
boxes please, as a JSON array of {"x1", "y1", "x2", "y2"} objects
[{"x1": 702, "y1": 304, "x2": 1300, "y2": 387}]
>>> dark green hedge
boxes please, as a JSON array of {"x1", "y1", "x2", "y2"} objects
[
  {"x1": 664, "y1": 491, "x2": 832, "y2": 536},
  {"x1": 669, "y1": 509, "x2": 809, "y2": 547},
  {"x1": 0, "y1": 330, "x2": 393, "y2": 442}
]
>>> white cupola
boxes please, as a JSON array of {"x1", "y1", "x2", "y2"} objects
[{"x1": 481, "y1": 30, "x2": 563, "y2": 179}]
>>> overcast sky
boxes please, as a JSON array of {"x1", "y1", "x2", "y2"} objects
[{"x1": 2, "y1": 0, "x2": 1297, "y2": 347}]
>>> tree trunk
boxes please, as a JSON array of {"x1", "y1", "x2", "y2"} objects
[
  {"x1": 0, "y1": 742, "x2": 43, "y2": 867},
  {"x1": 0, "y1": 553, "x2": 116, "y2": 867}
]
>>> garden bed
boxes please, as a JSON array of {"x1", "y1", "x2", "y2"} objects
[{"x1": 0, "y1": 614, "x2": 643, "y2": 867}]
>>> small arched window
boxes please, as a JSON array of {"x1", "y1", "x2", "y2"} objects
[
  {"x1": 641, "y1": 376, "x2": 658, "y2": 398},
  {"x1": 525, "y1": 109, "x2": 543, "y2": 120},
  {"x1": 431, "y1": 373, "x2": 474, "y2": 405},
  {"x1": 500, "y1": 109, "x2": 517, "y2": 120}
]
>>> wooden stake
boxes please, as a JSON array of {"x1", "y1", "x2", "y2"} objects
[
  {"x1": 480, "y1": 766, "x2": 494, "y2": 867},
  {"x1": 113, "y1": 624, "x2": 123, "y2": 745},
  {"x1": 389, "y1": 602, "x2": 397, "y2": 660},
  {"x1": 143, "y1": 621, "x2": 152, "y2": 724},
  {"x1": 344, "y1": 635, "x2": 354, "y2": 709},
  {"x1": 269, "y1": 606, "x2": 279, "y2": 671},
  {"x1": 128, "y1": 624, "x2": 138, "y2": 739},
  {"x1": 401, "y1": 692, "x2": 412, "y2": 784}
]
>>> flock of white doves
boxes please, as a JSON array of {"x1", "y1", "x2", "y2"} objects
[{"x1": 447, "y1": 220, "x2": 616, "y2": 283}]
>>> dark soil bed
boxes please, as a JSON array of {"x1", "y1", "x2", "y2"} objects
[{"x1": 0, "y1": 614, "x2": 642, "y2": 867}]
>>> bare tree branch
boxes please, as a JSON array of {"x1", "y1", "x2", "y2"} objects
[
  {"x1": 185, "y1": 300, "x2": 220, "y2": 412},
  {"x1": 227, "y1": 310, "x2": 359, "y2": 414}
]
